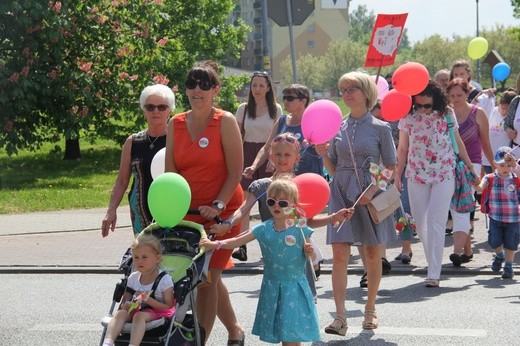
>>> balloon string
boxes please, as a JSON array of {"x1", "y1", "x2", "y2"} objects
[
  {"x1": 229, "y1": 191, "x2": 266, "y2": 225},
  {"x1": 336, "y1": 183, "x2": 373, "y2": 233}
]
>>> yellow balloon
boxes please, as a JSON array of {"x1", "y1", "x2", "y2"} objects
[{"x1": 467, "y1": 37, "x2": 488, "y2": 60}]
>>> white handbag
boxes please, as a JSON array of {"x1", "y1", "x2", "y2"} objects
[{"x1": 367, "y1": 184, "x2": 401, "y2": 224}]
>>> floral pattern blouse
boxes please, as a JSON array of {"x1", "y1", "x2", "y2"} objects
[{"x1": 398, "y1": 109, "x2": 457, "y2": 184}]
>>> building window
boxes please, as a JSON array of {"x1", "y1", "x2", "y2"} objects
[
  {"x1": 307, "y1": 40, "x2": 315, "y2": 48},
  {"x1": 307, "y1": 24, "x2": 315, "y2": 33}
]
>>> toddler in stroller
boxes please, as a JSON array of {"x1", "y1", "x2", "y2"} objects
[{"x1": 100, "y1": 220, "x2": 210, "y2": 346}]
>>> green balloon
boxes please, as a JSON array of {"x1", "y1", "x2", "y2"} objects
[
  {"x1": 467, "y1": 37, "x2": 488, "y2": 60},
  {"x1": 148, "y1": 172, "x2": 191, "y2": 228}
]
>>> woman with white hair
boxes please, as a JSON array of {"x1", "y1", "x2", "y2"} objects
[{"x1": 102, "y1": 83, "x2": 175, "y2": 237}]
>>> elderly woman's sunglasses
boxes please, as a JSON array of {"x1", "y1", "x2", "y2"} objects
[
  {"x1": 144, "y1": 104, "x2": 169, "y2": 112},
  {"x1": 185, "y1": 79, "x2": 213, "y2": 91}
]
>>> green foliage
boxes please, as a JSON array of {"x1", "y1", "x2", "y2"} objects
[
  {"x1": 0, "y1": 0, "x2": 248, "y2": 156},
  {"x1": 216, "y1": 74, "x2": 250, "y2": 112}
]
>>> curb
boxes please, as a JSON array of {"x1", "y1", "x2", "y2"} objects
[{"x1": 0, "y1": 264, "x2": 505, "y2": 276}]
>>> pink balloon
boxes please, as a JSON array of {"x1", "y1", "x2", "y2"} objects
[
  {"x1": 381, "y1": 90, "x2": 412, "y2": 121},
  {"x1": 391, "y1": 62, "x2": 430, "y2": 96},
  {"x1": 371, "y1": 75, "x2": 389, "y2": 99},
  {"x1": 301, "y1": 100, "x2": 343, "y2": 144}
]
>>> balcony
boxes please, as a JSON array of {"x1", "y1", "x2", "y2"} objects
[
  {"x1": 253, "y1": 17, "x2": 262, "y2": 25},
  {"x1": 254, "y1": 48, "x2": 262, "y2": 55},
  {"x1": 253, "y1": 33, "x2": 262, "y2": 41},
  {"x1": 233, "y1": 5, "x2": 241, "y2": 13},
  {"x1": 253, "y1": 1, "x2": 262, "y2": 10}
]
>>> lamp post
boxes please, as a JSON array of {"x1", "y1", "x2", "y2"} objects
[{"x1": 476, "y1": 0, "x2": 481, "y2": 84}]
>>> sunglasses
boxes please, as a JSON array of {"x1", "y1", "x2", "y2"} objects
[
  {"x1": 282, "y1": 95, "x2": 303, "y2": 102},
  {"x1": 185, "y1": 79, "x2": 213, "y2": 91},
  {"x1": 252, "y1": 71, "x2": 269, "y2": 77},
  {"x1": 266, "y1": 198, "x2": 291, "y2": 208},
  {"x1": 339, "y1": 86, "x2": 360, "y2": 95},
  {"x1": 144, "y1": 104, "x2": 169, "y2": 112},
  {"x1": 273, "y1": 134, "x2": 297, "y2": 144},
  {"x1": 414, "y1": 103, "x2": 433, "y2": 110}
]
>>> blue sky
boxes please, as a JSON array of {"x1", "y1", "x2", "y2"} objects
[{"x1": 354, "y1": 0, "x2": 518, "y2": 43}]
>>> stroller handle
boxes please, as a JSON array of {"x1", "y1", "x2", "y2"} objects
[{"x1": 187, "y1": 209, "x2": 223, "y2": 224}]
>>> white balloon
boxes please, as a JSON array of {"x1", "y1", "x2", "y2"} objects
[{"x1": 150, "y1": 148, "x2": 166, "y2": 180}]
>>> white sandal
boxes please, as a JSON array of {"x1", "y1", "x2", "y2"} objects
[{"x1": 324, "y1": 315, "x2": 347, "y2": 336}]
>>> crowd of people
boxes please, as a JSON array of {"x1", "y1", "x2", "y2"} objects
[{"x1": 101, "y1": 59, "x2": 519, "y2": 345}]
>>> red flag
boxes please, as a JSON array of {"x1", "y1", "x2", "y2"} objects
[{"x1": 364, "y1": 13, "x2": 408, "y2": 68}]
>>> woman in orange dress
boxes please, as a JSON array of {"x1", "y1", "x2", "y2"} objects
[{"x1": 165, "y1": 60, "x2": 245, "y2": 345}]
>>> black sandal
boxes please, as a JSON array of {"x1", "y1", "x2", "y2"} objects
[
  {"x1": 359, "y1": 271, "x2": 368, "y2": 288},
  {"x1": 227, "y1": 334, "x2": 245, "y2": 346}
]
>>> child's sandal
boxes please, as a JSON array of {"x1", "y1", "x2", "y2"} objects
[
  {"x1": 324, "y1": 315, "x2": 348, "y2": 336},
  {"x1": 362, "y1": 309, "x2": 378, "y2": 330}
]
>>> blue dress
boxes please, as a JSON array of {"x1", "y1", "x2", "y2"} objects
[{"x1": 251, "y1": 220, "x2": 320, "y2": 343}]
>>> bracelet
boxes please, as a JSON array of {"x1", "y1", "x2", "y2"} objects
[{"x1": 215, "y1": 240, "x2": 223, "y2": 250}]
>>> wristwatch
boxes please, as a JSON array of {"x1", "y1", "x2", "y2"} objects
[{"x1": 212, "y1": 200, "x2": 226, "y2": 212}]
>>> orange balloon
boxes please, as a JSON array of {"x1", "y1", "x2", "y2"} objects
[
  {"x1": 392, "y1": 62, "x2": 430, "y2": 96},
  {"x1": 381, "y1": 90, "x2": 412, "y2": 121},
  {"x1": 293, "y1": 173, "x2": 330, "y2": 218}
]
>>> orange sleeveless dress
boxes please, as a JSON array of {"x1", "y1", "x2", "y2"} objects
[{"x1": 173, "y1": 109, "x2": 244, "y2": 269}]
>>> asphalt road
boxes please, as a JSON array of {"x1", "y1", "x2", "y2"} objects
[{"x1": 2, "y1": 273, "x2": 518, "y2": 346}]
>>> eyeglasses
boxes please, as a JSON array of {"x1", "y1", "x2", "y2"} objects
[
  {"x1": 414, "y1": 103, "x2": 433, "y2": 110},
  {"x1": 266, "y1": 198, "x2": 291, "y2": 208},
  {"x1": 282, "y1": 95, "x2": 303, "y2": 102},
  {"x1": 273, "y1": 134, "x2": 297, "y2": 144},
  {"x1": 185, "y1": 79, "x2": 213, "y2": 91},
  {"x1": 144, "y1": 104, "x2": 169, "y2": 112},
  {"x1": 339, "y1": 86, "x2": 360, "y2": 96}
]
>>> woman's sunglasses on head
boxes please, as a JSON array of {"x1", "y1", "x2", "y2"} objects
[
  {"x1": 144, "y1": 104, "x2": 169, "y2": 112},
  {"x1": 266, "y1": 198, "x2": 291, "y2": 208},
  {"x1": 185, "y1": 79, "x2": 214, "y2": 91}
]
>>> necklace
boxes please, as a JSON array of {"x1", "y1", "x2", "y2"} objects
[{"x1": 147, "y1": 131, "x2": 161, "y2": 150}]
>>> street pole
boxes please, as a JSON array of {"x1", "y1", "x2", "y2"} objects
[
  {"x1": 286, "y1": 0, "x2": 298, "y2": 83},
  {"x1": 476, "y1": 0, "x2": 481, "y2": 85}
]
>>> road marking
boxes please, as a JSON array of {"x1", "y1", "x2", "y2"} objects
[
  {"x1": 343, "y1": 326, "x2": 487, "y2": 337},
  {"x1": 29, "y1": 323, "x2": 102, "y2": 332}
]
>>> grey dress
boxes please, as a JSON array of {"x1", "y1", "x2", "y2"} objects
[{"x1": 326, "y1": 112, "x2": 397, "y2": 246}]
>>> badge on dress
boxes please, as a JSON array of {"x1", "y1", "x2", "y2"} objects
[
  {"x1": 508, "y1": 184, "x2": 515, "y2": 192},
  {"x1": 199, "y1": 137, "x2": 209, "y2": 148},
  {"x1": 293, "y1": 133, "x2": 301, "y2": 140},
  {"x1": 285, "y1": 234, "x2": 296, "y2": 246}
]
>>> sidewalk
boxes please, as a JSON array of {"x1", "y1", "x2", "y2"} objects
[{"x1": 0, "y1": 206, "x2": 517, "y2": 275}]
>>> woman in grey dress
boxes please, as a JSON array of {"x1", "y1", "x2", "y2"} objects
[{"x1": 316, "y1": 71, "x2": 397, "y2": 334}]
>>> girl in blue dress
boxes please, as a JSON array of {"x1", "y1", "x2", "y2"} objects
[{"x1": 200, "y1": 177, "x2": 321, "y2": 345}]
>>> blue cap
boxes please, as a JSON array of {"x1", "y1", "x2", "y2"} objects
[{"x1": 494, "y1": 146, "x2": 512, "y2": 164}]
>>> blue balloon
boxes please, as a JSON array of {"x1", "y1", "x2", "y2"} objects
[{"x1": 492, "y1": 62, "x2": 511, "y2": 82}]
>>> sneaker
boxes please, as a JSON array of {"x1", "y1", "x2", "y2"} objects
[
  {"x1": 460, "y1": 254, "x2": 472, "y2": 263},
  {"x1": 491, "y1": 253, "x2": 504, "y2": 272},
  {"x1": 382, "y1": 257, "x2": 392, "y2": 275},
  {"x1": 502, "y1": 264, "x2": 514, "y2": 279},
  {"x1": 401, "y1": 253, "x2": 412, "y2": 264},
  {"x1": 449, "y1": 253, "x2": 462, "y2": 267}
]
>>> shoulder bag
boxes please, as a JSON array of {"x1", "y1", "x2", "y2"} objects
[
  {"x1": 447, "y1": 115, "x2": 477, "y2": 213},
  {"x1": 344, "y1": 122, "x2": 401, "y2": 224}
]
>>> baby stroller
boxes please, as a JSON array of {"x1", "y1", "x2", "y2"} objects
[{"x1": 100, "y1": 220, "x2": 210, "y2": 346}]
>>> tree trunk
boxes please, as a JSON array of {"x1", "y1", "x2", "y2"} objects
[{"x1": 64, "y1": 138, "x2": 81, "y2": 160}]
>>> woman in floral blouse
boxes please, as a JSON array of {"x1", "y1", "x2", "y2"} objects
[{"x1": 395, "y1": 81, "x2": 477, "y2": 287}]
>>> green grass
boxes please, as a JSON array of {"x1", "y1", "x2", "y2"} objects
[
  {"x1": 0, "y1": 100, "x2": 349, "y2": 215},
  {"x1": 0, "y1": 140, "x2": 123, "y2": 214}
]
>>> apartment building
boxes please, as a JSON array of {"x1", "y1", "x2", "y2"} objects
[{"x1": 227, "y1": 0, "x2": 349, "y2": 84}]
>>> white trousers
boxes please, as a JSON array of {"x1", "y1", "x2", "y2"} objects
[{"x1": 408, "y1": 177, "x2": 454, "y2": 280}]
